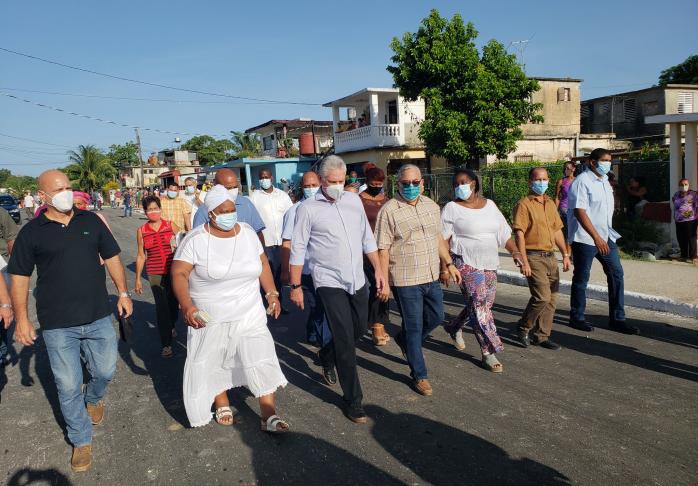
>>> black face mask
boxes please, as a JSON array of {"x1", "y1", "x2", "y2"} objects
[{"x1": 365, "y1": 186, "x2": 383, "y2": 197}]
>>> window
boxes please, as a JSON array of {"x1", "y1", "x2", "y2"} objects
[
  {"x1": 597, "y1": 101, "x2": 610, "y2": 115},
  {"x1": 557, "y1": 87, "x2": 571, "y2": 102},
  {"x1": 678, "y1": 92, "x2": 694, "y2": 114},
  {"x1": 622, "y1": 98, "x2": 636, "y2": 121},
  {"x1": 385, "y1": 100, "x2": 398, "y2": 124},
  {"x1": 581, "y1": 105, "x2": 591, "y2": 118},
  {"x1": 262, "y1": 135, "x2": 274, "y2": 151},
  {"x1": 642, "y1": 101, "x2": 659, "y2": 116}
]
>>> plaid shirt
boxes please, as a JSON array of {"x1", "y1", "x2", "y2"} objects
[
  {"x1": 375, "y1": 194, "x2": 442, "y2": 287},
  {"x1": 160, "y1": 197, "x2": 190, "y2": 230}
]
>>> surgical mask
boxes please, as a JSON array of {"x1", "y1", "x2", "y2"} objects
[
  {"x1": 185, "y1": 186, "x2": 195, "y2": 195},
  {"x1": 455, "y1": 184, "x2": 472, "y2": 201},
  {"x1": 325, "y1": 184, "x2": 344, "y2": 201},
  {"x1": 303, "y1": 187, "x2": 320, "y2": 199},
  {"x1": 48, "y1": 190, "x2": 74, "y2": 212},
  {"x1": 260, "y1": 178, "x2": 272, "y2": 190},
  {"x1": 400, "y1": 184, "x2": 420, "y2": 201},
  {"x1": 531, "y1": 181, "x2": 549, "y2": 195},
  {"x1": 365, "y1": 186, "x2": 383, "y2": 197},
  {"x1": 680, "y1": 184, "x2": 689, "y2": 192},
  {"x1": 228, "y1": 188, "x2": 239, "y2": 201},
  {"x1": 146, "y1": 210, "x2": 161, "y2": 221},
  {"x1": 349, "y1": 176, "x2": 357, "y2": 183},
  {"x1": 596, "y1": 161, "x2": 612, "y2": 176},
  {"x1": 167, "y1": 190, "x2": 178, "y2": 199},
  {"x1": 212, "y1": 211, "x2": 238, "y2": 231}
]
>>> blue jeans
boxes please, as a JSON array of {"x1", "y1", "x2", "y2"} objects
[
  {"x1": 570, "y1": 240, "x2": 625, "y2": 323},
  {"x1": 392, "y1": 281, "x2": 444, "y2": 380},
  {"x1": 301, "y1": 274, "x2": 332, "y2": 347},
  {"x1": 43, "y1": 316, "x2": 117, "y2": 447},
  {"x1": 123, "y1": 204, "x2": 132, "y2": 217}
]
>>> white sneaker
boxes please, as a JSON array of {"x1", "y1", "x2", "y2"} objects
[{"x1": 453, "y1": 330, "x2": 466, "y2": 351}]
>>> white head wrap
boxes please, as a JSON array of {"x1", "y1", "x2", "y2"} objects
[{"x1": 204, "y1": 184, "x2": 234, "y2": 213}]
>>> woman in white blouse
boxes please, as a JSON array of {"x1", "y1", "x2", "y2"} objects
[
  {"x1": 441, "y1": 168, "x2": 520, "y2": 373},
  {"x1": 171, "y1": 185, "x2": 289, "y2": 432}
]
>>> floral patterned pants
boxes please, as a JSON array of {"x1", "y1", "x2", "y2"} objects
[{"x1": 444, "y1": 257, "x2": 503, "y2": 355}]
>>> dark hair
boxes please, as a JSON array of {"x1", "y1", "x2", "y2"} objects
[
  {"x1": 528, "y1": 166, "x2": 548, "y2": 180},
  {"x1": 589, "y1": 148, "x2": 611, "y2": 161},
  {"x1": 630, "y1": 176, "x2": 646, "y2": 186},
  {"x1": 365, "y1": 167, "x2": 385, "y2": 182},
  {"x1": 167, "y1": 182, "x2": 179, "y2": 189},
  {"x1": 142, "y1": 195, "x2": 161, "y2": 211},
  {"x1": 453, "y1": 167, "x2": 480, "y2": 193}
]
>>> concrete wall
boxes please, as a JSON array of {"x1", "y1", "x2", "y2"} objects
[
  {"x1": 337, "y1": 148, "x2": 433, "y2": 175},
  {"x1": 521, "y1": 80, "x2": 581, "y2": 137},
  {"x1": 504, "y1": 135, "x2": 630, "y2": 163}
]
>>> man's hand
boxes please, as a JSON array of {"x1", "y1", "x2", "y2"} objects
[
  {"x1": 594, "y1": 237, "x2": 610, "y2": 256},
  {"x1": 447, "y1": 265, "x2": 461, "y2": 286},
  {"x1": 14, "y1": 319, "x2": 36, "y2": 346},
  {"x1": 134, "y1": 280, "x2": 143, "y2": 295},
  {"x1": 374, "y1": 271, "x2": 388, "y2": 301},
  {"x1": 117, "y1": 296, "x2": 133, "y2": 318},
  {"x1": 562, "y1": 256, "x2": 571, "y2": 272},
  {"x1": 520, "y1": 262, "x2": 532, "y2": 277},
  {"x1": 1, "y1": 306, "x2": 14, "y2": 329},
  {"x1": 290, "y1": 287, "x2": 304, "y2": 311}
]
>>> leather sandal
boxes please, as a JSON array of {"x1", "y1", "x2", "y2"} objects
[
  {"x1": 214, "y1": 406, "x2": 234, "y2": 426},
  {"x1": 261, "y1": 414, "x2": 289, "y2": 433},
  {"x1": 371, "y1": 323, "x2": 390, "y2": 346}
]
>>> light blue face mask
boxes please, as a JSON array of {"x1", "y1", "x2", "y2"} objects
[
  {"x1": 303, "y1": 187, "x2": 319, "y2": 199},
  {"x1": 455, "y1": 184, "x2": 472, "y2": 201},
  {"x1": 400, "y1": 184, "x2": 420, "y2": 201},
  {"x1": 531, "y1": 181, "x2": 549, "y2": 195},
  {"x1": 167, "y1": 190, "x2": 178, "y2": 199},
  {"x1": 212, "y1": 211, "x2": 238, "y2": 231},
  {"x1": 596, "y1": 161, "x2": 612, "y2": 176},
  {"x1": 259, "y1": 178, "x2": 272, "y2": 190},
  {"x1": 185, "y1": 186, "x2": 196, "y2": 195}
]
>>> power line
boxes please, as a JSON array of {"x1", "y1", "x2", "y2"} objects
[
  {"x1": 0, "y1": 46, "x2": 322, "y2": 106},
  {"x1": 0, "y1": 131, "x2": 74, "y2": 148}
]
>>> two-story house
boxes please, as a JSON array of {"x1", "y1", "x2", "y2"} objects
[
  {"x1": 120, "y1": 149, "x2": 201, "y2": 189},
  {"x1": 244, "y1": 119, "x2": 333, "y2": 157},
  {"x1": 582, "y1": 84, "x2": 698, "y2": 147}
]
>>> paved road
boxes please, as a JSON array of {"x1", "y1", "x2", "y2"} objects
[{"x1": 1, "y1": 208, "x2": 697, "y2": 485}]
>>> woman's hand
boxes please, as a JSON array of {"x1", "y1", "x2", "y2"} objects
[
  {"x1": 183, "y1": 305, "x2": 204, "y2": 328},
  {"x1": 266, "y1": 295, "x2": 281, "y2": 319},
  {"x1": 134, "y1": 279, "x2": 143, "y2": 295}
]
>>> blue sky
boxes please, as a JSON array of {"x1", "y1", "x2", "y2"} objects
[{"x1": 1, "y1": 0, "x2": 696, "y2": 176}]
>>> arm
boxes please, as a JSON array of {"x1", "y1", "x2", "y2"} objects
[
  {"x1": 7, "y1": 239, "x2": 13, "y2": 256},
  {"x1": 0, "y1": 274, "x2": 13, "y2": 329},
  {"x1": 513, "y1": 229, "x2": 530, "y2": 276},
  {"x1": 554, "y1": 229, "x2": 570, "y2": 271},
  {"x1": 280, "y1": 240, "x2": 291, "y2": 285},
  {"x1": 10, "y1": 275, "x2": 34, "y2": 344},
  {"x1": 103, "y1": 255, "x2": 133, "y2": 318},
  {"x1": 134, "y1": 229, "x2": 146, "y2": 295},
  {"x1": 183, "y1": 212, "x2": 191, "y2": 232},
  {"x1": 259, "y1": 251, "x2": 281, "y2": 319},
  {"x1": 555, "y1": 179, "x2": 563, "y2": 207},
  {"x1": 289, "y1": 264, "x2": 304, "y2": 310},
  {"x1": 171, "y1": 260, "x2": 202, "y2": 327},
  {"x1": 289, "y1": 205, "x2": 311, "y2": 309}
]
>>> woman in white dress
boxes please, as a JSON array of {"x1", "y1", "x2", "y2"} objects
[{"x1": 171, "y1": 185, "x2": 289, "y2": 432}]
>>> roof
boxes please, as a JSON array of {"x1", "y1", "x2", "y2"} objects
[
  {"x1": 582, "y1": 83, "x2": 698, "y2": 103},
  {"x1": 245, "y1": 119, "x2": 333, "y2": 134},
  {"x1": 645, "y1": 113, "x2": 698, "y2": 124},
  {"x1": 531, "y1": 76, "x2": 583, "y2": 83},
  {"x1": 323, "y1": 87, "x2": 400, "y2": 107}
]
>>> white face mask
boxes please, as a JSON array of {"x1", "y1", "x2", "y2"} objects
[
  {"x1": 48, "y1": 190, "x2": 74, "y2": 212},
  {"x1": 680, "y1": 184, "x2": 689, "y2": 192},
  {"x1": 324, "y1": 184, "x2": 344, "y2": 201},
  {"x1": 228, "y1": 188, "x2": 239, "y2": 201}
]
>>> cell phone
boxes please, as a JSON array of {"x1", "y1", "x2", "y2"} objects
[{"x1": 193, "y1": 310, "x2": 212, "y2": 325}]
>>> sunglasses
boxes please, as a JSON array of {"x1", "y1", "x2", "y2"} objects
[{"x1": 399, "y1": 179, "x2": 422, "y2": 187}]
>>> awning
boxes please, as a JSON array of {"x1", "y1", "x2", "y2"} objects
[{"x1": 158, "y1": 169, "x2": 181, "y2": 179}]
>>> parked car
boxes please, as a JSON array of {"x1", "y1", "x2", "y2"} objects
[{"x1": 0, "y1": 195, "x2": 21, "y2": 224}]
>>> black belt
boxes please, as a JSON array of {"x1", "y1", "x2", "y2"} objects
[{"x1": 526, "y1": 250, "x2": 555, "y2": 257}]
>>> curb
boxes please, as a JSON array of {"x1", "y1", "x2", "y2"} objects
[{"x1": 497, "y1": 270, "x2": 698, "y2": 319}]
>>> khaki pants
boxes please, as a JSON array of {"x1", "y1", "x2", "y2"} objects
[{"x1": 519, "y1": 254, "x2": 559, "y2": 341}]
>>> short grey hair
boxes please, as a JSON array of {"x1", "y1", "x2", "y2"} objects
[
  {"x1": 184, "y1": 176, "x2": 196, "y2": 183},
  {"x1": 397, "y1": 164, "x2": 421, "y2": 180},
  {"x1": 319, "y1": 155, "x2": 347, "y2": 179}
]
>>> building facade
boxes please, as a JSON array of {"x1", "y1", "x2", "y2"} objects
[
  {"x1": 245, "y1": 119, "x2": 333, "y2": 158},
  {"x1": 119, "y1": 149, "x2": 200, "y2": 189}
]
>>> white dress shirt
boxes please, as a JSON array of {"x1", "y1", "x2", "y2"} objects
[
  {"x1": 567, "y1": 170, "x2": 620, "y2": 245},
  {"x1": 249, "y1": 187, "x2": 293, "y2": 247}
]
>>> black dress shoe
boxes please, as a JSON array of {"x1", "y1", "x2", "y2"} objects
[
  {"x1": 535, "y1": 339, "x2": 561, "y2": 350},
  {"x1": 609, "y1": 321, "x2": 640, "y2": 335},
  {"x1": 322, "y1": 366, "x2": 337, "y2": 386},
  {"x1": 345, "y1": 404, "x2": 368, "y2": 424},
  {"x1": 568, "y1": 320, "x2": 594, "y2": 332},
  {"x1": 516, "y1": 330, "x2": 530, "y2": 348}
]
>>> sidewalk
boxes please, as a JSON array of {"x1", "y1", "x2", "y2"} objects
[{"x1": 497, "y1": 251, "x2": 698, "y2": 318}]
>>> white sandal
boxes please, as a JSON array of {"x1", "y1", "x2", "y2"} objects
[
  {"x1": 261, "y1": 414, "x2": 289, "y2": 433},
  {"x1": 214, "y1": 406, "x2": 235, "y2": 426}
]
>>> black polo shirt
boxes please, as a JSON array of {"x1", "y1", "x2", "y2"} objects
[{"x1": 8, "y1": 209, "x2": 121, "y2": 330}]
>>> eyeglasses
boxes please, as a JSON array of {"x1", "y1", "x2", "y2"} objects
[{"x1": 399, "y1": 179, "x2": 422, "y2": 187}]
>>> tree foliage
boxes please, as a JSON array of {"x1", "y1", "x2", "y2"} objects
[
  {"x1": 181, "y1": 135, "x2": 234, "y2": 165},
  {"x1": 387, "y1": 10, "x2": 542, "y2": 164},
  {"x1": 107, "y1": 141, "x2": 140, "y2": 167},
  {"x1": 63, "y1": 144, "x2": 116, "y2": 192},
  {"x1": 5, "y1": 175, "x2": 37, "y2": 196},
  {"x1": 230, "y1": 131, "x2": 262, "y2": 159},
  {"x1": 658, "y1": 55, "x2": 698, "y2": 85}
]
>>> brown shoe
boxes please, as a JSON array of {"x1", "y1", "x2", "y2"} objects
[
  {"x1": 414, "y1": 379, "x2": 433, "y2": 396},
  {"x1": 71, "y1": 445, "x2": 92, "y2": 472},
  {"x1": 86, "y1": 400, "x2": 105, "y2": 425}
]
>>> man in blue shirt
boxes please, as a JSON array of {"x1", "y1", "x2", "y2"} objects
[
  {"x1": 567, "y1": 148, "x2": 638, "y2": 335},
  {"x1": 192, "y1": 169, "x2": 265, "y2": 243}
]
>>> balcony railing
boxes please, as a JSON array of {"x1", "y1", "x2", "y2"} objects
[{"x1": 334, "y1": 124, "x2": 404, "y2": 153}]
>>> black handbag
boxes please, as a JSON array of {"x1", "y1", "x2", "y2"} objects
[{"x1": 118, "y1": 315, "x2": 133, "y2": 342}]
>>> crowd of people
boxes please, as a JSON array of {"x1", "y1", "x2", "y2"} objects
[{"x1": 0, "y1": 149, "x2": 696, "y2": 473}]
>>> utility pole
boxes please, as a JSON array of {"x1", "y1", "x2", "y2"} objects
[{"x1": 135, "y1": 128, "x2": 144, "y2": 189}]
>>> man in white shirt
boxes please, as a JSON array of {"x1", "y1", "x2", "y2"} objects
[
  {"x1": 22, "y1": 192, "x2": 35, "y2": 221},
  {"x1": 567, "y1": 148, "x2": 638, "y2": 335},
  {"x1": 182, "y1": 177, "x2": 203, "y2": 227},
  {"x1": 250, "y1": 169, "x2": 293, "y2": 308}
]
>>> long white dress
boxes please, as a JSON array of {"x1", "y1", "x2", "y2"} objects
[{"x1": 174, "y1": 223, "x2": 287, "y2": 427}]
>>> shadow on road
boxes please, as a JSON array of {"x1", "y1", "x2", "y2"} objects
[{"x1": 6, "y1": 467, "x2": 72, "y2": 486}]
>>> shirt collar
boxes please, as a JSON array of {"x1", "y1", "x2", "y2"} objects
[
  {"x1": 526, "y1": 194, "x2": 552, "y2": 203},
  {"x1": 38, "y1": 208, "x2": 86, "y2": 225}
]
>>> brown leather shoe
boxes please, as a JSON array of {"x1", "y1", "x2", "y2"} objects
[
  {"x1": 71, "y1": 445, "x2": 92, "y2": 472},
  {"x1": 414, "y1": 379, "x2": 433, "y2": 396},
  {"x1": 86, "y1": 400, "x2": 105, "y2": 425}
]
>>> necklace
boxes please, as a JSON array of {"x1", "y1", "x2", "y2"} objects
[{"x1": 204, "y1": 224, "x2": 239, "y2": 280}]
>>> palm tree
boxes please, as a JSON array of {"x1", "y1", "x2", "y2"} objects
[
  {"x1": 5, "y1": 175, "x2": 37, "y2": 197},
  {"x1": 64, "y1": 145, "x2": 115, "y2": 192},
  {"x1": 231, "y1": 131, "x2": 262, "y2": 158}
]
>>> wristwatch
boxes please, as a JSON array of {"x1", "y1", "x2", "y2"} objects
[
  {"x1": 290, "y1": 284, "x2": 302, "y2": 290},
  {"x1": 119, "y1": 291, "x2": 132, "y2": 299}
]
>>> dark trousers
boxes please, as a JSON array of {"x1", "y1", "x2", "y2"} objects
[
  {"x1": 676, "y1": 220, "x2": 698, "y2": 259},
  {"x1": 570, "y1": 240, "x2": 625, "y2": 324},
  {"x1": 148, "y1": 274, "x2": 179, "y2": 347},
  {"x1": 317, "y1": 285, "x2": 368, "y2": 407},
  {"x1": 364, "y1": 259, "x2": 389, "y2": 325},
  {"x1": 264, "y1": 245, "x2": 284, "y2": 305},
  {"x1": 301, "y1": 273, "x2": 332, "y2": 347}
]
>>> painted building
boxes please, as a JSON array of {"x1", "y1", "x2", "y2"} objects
[
  {"x1": 119, "y1": 149, "x2": 201, "y2": 188},
  {"x1": 244, "y1": 119, "x2": 333, "y2": 157},
  {"x1": 205, "y1": 156, "x2": 318, "y2": 195}
]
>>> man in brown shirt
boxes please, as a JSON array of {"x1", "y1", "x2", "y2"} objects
[
  {"x1": 512, "y1": 167, "x2": 570, "y2": 350},
  {"x1": 375, "y1": 164, "x2": 460, "y2": 396}
]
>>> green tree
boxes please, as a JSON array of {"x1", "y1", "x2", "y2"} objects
[
  {"x1": 230, "y1": 131, "x2": 262, "y2": 159},
  {"x1": 658, "y1": 55, "x2": 698, "y2": 85},
  {"x1": 181, "y1": 135, "x2": 234, "y2": 165},
  {"x1": 107, "y1": 141, "x2": 140, "y2": 168},
  {"x1": 63, "y1": 144, "x2": 116, "y2": 192},
  {"x1": 5, "y1": 175, "x2": 37, "y2": 196},
  {"x1": 387, "y1": 10, "x2": 542, "y2": 165},
  {"x1": 0, "y1": 169, "x2": 12, "y2": 187}
]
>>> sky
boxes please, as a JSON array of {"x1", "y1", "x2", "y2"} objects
[{"x1": 1, "y1": 0, "x2": 696, "y2": 176}]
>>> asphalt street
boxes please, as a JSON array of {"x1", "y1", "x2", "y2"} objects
[{"x1": 1, "y1": 208, "x2": 697, "y2": 485}]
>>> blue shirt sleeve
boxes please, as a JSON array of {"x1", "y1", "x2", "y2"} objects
[
  {"x1": 192, "y1": 205, "x2": 209, "y2": 228},
  {"x1": 241, "y1": 197, "x2": 266, "y2": 234}
]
